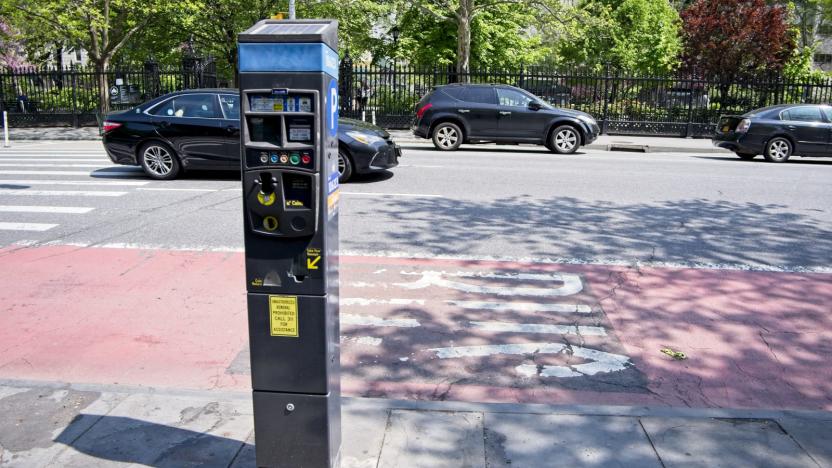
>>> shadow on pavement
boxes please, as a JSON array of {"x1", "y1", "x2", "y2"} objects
[{"x1": 54, "y1": 414, "x2": 252, "y2": 467}]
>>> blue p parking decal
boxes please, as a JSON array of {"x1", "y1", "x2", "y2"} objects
[{"x1": 327, "y1": 79, "x2": 338, "y2": 138}]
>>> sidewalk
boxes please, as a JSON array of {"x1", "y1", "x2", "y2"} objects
[
  {"x1": 1, "y1": 380, "x2": 828, "y2": 467},
  {"x1": 1, "y1": 126, "x2": 729, "y2": 154}
]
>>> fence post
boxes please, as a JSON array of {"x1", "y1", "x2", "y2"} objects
[
  {"x1": 71, "y1": 68, "x2": 79, "y2": 128},
  {"x1": 601, "y1": 62, "x2": 611, "y2": 135},
  {"x1": 339, "y1": 53, "x2": 353, "y2": 117},
  {"x1": 685, "y1": 69, "x2": 694, "y2": 138}
]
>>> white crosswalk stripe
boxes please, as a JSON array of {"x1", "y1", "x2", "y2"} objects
[
  {"x1": 0, "y1": 189, "x2": 127, "y2": 197},
  {"x1": 0, "y1": 170, "x2": 141, "y2": 177},
  {"x1": 0, "y1": 205, "x2": 94, "y2": 214},
  {"x1": 0, "y1": 222, "x2": 59, "y2": 231},
  {"x1": 0, "y1": 158, "x2": 108, "y2": 162},
  {"x1": 0, "y1": 179, "x2": 149, "y2": 186},
  {"x1": 0, "y1": 163, "x2": 108, "y2": 168}
]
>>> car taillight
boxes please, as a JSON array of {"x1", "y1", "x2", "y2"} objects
[
  {"x1": 416, "y1": 103, "x2": 433, "y2": 119},
  {"x1": 736, "y1": 118, "x2": 751, "y2": 134},
  {"x1": 102, "y1": 121, "x2": 122, "y2": 133}
]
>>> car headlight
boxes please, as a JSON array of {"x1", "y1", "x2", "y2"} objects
[
  {"x1": 577, "y1": 115, "x2": 597, "y2": 126},
  {"x1": 346, "y1": 131, "x2": 384, "y2": 145}
]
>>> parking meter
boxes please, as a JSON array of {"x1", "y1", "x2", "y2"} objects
[{"x1": 238, "y1": 19, "x2": 340, "y2": 468}]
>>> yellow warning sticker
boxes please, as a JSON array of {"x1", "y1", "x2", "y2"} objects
[{"x1": 269, "y1": 295, "x2": 298, "y2": 337}]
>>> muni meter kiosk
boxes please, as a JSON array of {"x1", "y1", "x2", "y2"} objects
[{"x1": 238, "y1": 19, "x2": 341, "y2": 468}]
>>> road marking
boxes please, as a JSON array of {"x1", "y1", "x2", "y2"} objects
[
  {"x1": 0, "y1": 163, "x2": 109, "y2": 168},
  {"x1": 342, "y1": 298, "x2": 425, "y2": 306},
  {"x1": 0, "y1": 179, "x2": 149, "y2": 186},
  {"x1": 340, "y1": 192, "x2": 444, "y2": 198},
  {"x1": 341, "y1": 336, "x2": 383, "y2": 346},
  {"x1": 0, "y1": 222, "x2": 58, "y2": 231},
  {"x1": 341, "y1": 313, "x2": 420, "y2": 328},
  {"x1": 135, "y1": 187, "x2": 219, "y2": 192},
  {"x1": 469, "y1": 321, "x2": 606, "y2": 336},
  {"x1": 0, "y1": 189, "x2": 127, "y2": 197},
  {"x1": 0, "y1": 170, "x2": 142, "y2": 177},
  {"x1": 396, "y1": 270, "x2": 583, "y2": 297},
  {"x1": 348, "y1": 282, "x2": 388, "y2": 288},
  {"x1": 429, "y1": 342, "x2": 631, "y2": 377},
  {"x1": 0, "y1": 205, "x2": 94, "y2": 214},
  {"x1": 339, "y1": 249, "x2": 832, "y2": 275},
  {"x1": 448, "y1": 300, "x2": 592, "y2": 313},
  {"x1": 398, "y1": 164, "x2": 444, "y2": 168}
]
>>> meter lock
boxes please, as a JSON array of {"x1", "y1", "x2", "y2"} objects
[{"x1": 245, "y1": 170, "x2": 317, "y2": 237}]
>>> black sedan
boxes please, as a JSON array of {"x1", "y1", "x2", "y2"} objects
[
  {"x1": 712, "y1": 104, "x2": 832, "y2": 162},
  {"x1": 102, "y1": 89, "x2": 399, "y2": 181}
]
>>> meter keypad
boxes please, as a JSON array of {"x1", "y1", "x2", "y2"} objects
[{"x1": 246, "y1": 148, "x2": 314, "y2": 169}]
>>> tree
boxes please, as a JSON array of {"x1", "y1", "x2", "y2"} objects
[
  {"x1": 0, "y1": 18, "x2": 27, "y2": 68},
  {"x1": 396, "y1": 2, "x2": 548, "y2": 69},
  {"x1": 557, "y1": 0, "x2": 682, "y2": 74},
  {"x1": 411, "y1": 0, "x2": 575, "y2": 77},
  {"x1": 0, "y1": 0, "x2": 175, "y2": 114},
  {"x1": 786, "y1": 0, "x2": 832, "y2": 51}
]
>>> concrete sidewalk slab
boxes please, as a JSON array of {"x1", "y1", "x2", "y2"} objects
[
  {"x1": 641, "y1": 417, "x2": 819, "y2": 468},
  {"x1": 2, "y1": 380, "x2": 831, "y2": 467}
]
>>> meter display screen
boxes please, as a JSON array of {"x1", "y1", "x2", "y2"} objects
[
  {"x1": 247, "y1": 116, "x2": 281, "y2": 145},
  {"x1": 282, "y1": 173, "x2": 312, "y2": 208},
  {"x1": 287, "y1": 116, "x2": 313, "y2": 143}
]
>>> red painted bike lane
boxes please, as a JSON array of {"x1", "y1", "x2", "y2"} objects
[{"x1": 0, "y1": 245, "x2": 829, "y2": 411}]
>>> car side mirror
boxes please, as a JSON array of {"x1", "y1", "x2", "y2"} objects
[{"x1": 528, "y1": 101, "x2": 542, "y2": 111}]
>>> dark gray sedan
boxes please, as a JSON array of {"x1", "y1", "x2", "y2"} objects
[{"x1": 712, "y1": 104, "x2": 832, "y2": 162}]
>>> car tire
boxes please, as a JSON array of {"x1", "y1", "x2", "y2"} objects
[
  {"x1": 432, "y1": 122, "x2": 462, "y2": 151},
  {"x1": 139, "y1": 141, "x2": 181, "y2": 180},
  {"x1": 735, "y1": 152, "x2": 756, "y2": 160},
  {"x1": 763, "y1": 137, "x2": 792, "y2": 163},
  {"x1": 338, "y1": 149, "x2": 354, "y2": 183},
  {"x1": 548, "y1": 125, "x2": 580, "y2": 154}
]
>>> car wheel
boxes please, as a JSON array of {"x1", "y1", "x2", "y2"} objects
[
  {"x1": 549, "y1": 125, "x2": 580, "y2": 154},
  {"x1": 432, "y1": 122, "x2": 462, "y2": 151},
  {"x1": 763, "y1": 137, "x2": 792, "y2": 163},
  {"x1": 139, "y1": 141, "x2": 181, "y2": 180},
  {"x1": 735, "y1": 152, "x2": 756, "y2": 160},
  {"x1": 338, "y1": 149, "x2": 354, "y2": 183}
]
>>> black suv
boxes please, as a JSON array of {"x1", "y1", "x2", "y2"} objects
[{"x1": 412, "y1": 84, "x2": 600, "y2": 153}]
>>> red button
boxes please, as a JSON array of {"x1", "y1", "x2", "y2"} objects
[{"x1": 301, "y1": 154, "x2": 311, "y2": 164}]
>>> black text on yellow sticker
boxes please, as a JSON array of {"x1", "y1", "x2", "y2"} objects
[
  {"x1": 269, "y1": 295, "x2": 298, "y2": 337},
  {"x1": 263, "y1": 216, "x2": 279, "y2": 232}
]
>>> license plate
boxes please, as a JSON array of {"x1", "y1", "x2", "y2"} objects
[{"x1": 721, "y1": 125, "x2": 730, "y2": 133}]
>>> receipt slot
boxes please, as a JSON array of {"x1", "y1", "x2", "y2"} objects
[{"x1": 238, "y1": 19, "x2": 341, "y2": 468}]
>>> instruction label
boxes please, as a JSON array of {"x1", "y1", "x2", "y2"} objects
[
  {"x1": 269, "y1": 295, "x2": 299, "y2": 337},
  {"x1": 306, "y1": 247, "x2": 321, "y2": 270}
]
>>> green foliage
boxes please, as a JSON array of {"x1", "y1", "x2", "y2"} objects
[
  {"x1": 557, "y1": 0, "x2": 683, "y2": 74},
  {"x1": 396, "y1": 2, "x2": 547, "y2": 68}
]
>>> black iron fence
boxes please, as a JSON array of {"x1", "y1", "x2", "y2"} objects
[
  {"x1": 3, "y1": 59, "x2": 832, "y2": 138},
  {"x1": 340, "y1": 61, "x2": 832, "y2": 137},
  {"x1": 0, "y1": 58, "x2": 216, "y2": 128}
]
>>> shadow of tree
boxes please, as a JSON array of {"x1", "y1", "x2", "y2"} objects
[{"x1": 344, "y1": 195, "x2": 832, "y2": 269}]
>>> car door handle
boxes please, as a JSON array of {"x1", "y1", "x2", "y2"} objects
[
  {"x1": 225, "y1": 125, "x2": 237, "y2": 133},
  {"x1": 499, "y1": 111, "x2": 512, "y2": 116},
  {"x1": 152, "y1": 120, "x2": 169, "y2": 128},
  {"x1": 458, "y1": 109, "x2": 470, "y2": 113},
  {"x1": 787, "y1": 125, "x2": 797, "y2": 130}
]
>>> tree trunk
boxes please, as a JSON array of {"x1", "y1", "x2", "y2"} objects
[
  {"x1": 96, "y1": 58, "x2": 110, "y2": 118},
  {"x1": 456, "y1": 0, "x2": 472, "y2": 82}
]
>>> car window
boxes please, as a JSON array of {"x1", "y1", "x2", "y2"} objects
[
  {"x1": 441, "y1": 87, "x2": 465, "y2": 100},
  {"x1": 497, "y1": 88, "x2": 533, "y2": 108},
  {"x1": 822, "y1": 107, "x2": 832, "y2": 122},
  {"x1": 219, "y1": 94, "x2": 240, "y2": 120},
  {"x1": 781, "y1": 106, "x2": 823, "y2": 123},
  {"x1": 462, "y1": 87, "x2": 497, "y2": 105},
  {"x1": 150, "y1": 94, "x2": 222, "y2": 119}
]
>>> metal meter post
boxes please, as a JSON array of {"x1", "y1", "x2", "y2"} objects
[{"x1": 238, "y1": 19, "x2": 341, "y2": 468}]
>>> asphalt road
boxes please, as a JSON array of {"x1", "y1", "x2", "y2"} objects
[
  {"x1": 0, "y1": 140, "x2": 830, "y2": 270},
  {"x1": 1, "y1": 140, "x2": 831, "y2": 409}
]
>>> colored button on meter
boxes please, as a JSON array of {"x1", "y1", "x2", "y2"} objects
[
  {"x1": 289, "y1": 153, "x2": 300, "y2": 165},
  {"x1": 269, "y1": 153, "x2": 279, "y2": 164},
  {"x1": 279, "y1": 153, "x2": 289, "y2": 164},
  {"x1": 301, "y1": 153, "x2": 312, "y2": 164}
]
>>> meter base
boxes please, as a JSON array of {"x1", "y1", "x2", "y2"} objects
[{"x1": 253, "y1": 390, "x2": 341, "y2": 468}]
